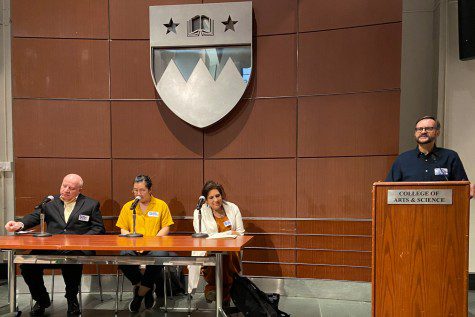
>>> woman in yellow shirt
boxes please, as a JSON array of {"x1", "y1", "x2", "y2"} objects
[{"x1": 116, "y1": 175, "x2": 174, "y2": 312}]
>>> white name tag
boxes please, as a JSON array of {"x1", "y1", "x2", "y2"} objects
[
  {"x1": 78, "y1": 215, "x2": 90, "y2": 222},
  {"x1": 434, "y1": 167, "x2": 448, "y2": 176},
  {"x1": 148, "y1": 211, "x2": 159, "y2": 217},
  {"x1": 223, "y1": 220, "x2": 232, "y2": 227}
]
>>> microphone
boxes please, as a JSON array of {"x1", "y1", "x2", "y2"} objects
[
  {"x1": 35, "y1": 195, "x2": 54, "y2": 209},
  {"x1": 196, "y1": 196, "x2": 206, "y2": 210},
  {"x1": 126, "y1": 196, "x2": 143, "y2": 238},
  {"x1": 192, "y1": 195, "x2": 208, "y2": 238},
  {"x1": 34, "y1": 195, "x2": 54, "y2": 237},
  {"x1": 130, "y1": 196, "x2": 141, "y2": 210}
]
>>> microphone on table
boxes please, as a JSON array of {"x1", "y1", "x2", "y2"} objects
[
  {"x1": 126, "y1": 196, "x2": 143, "y2": 238},
  {"x1": 196, "y1": 196, "x2": 206, "y2": 210},
  {"x1": 192, "y1": 196, "x2": 208, "y2": 238},
  {"x1": 130, "y1": 196, "x2": 141, "y2": 210},
  {"x1": 35, "y1": 195, "x2": 54, "y2": 209},
  {"x1": 34, "y1": 195, "x2": 54, "y2": 238}
]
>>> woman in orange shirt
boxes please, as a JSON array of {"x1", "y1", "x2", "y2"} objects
[{"x1": 191, "y1": 180, "x2": 245, "y2": 304}]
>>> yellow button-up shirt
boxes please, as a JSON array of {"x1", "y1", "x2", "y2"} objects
[
  {"x1": 61, "y1": 196, "x2": 77, "y2": 223},
  {"x1": 115, "y1": 195, "x2": 174, "y2": 236}
]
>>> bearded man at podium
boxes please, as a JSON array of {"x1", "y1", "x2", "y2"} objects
[{"x1": 385, "y1": 116, "x2": 472, "y2": 194}]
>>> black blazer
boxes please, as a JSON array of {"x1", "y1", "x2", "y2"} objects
[{"x1": 21, "y1": 194, "x2": 105, "y2": 235}]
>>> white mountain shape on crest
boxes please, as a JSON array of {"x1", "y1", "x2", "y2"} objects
[
  {"x1": 156, "y1": 58, "x2": 247, "y2": 128},
  {"x1": 173, "y1": 56, "x2": 229, "y2": 82}
]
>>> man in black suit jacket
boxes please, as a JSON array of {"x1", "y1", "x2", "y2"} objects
[{"x1": 5, "y1": 174, "x2": 105, "y2": 316}]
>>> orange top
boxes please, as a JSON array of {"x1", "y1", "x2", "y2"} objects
[{"x1": 213, "y1": 214, "x2": 233, "y2": 233}]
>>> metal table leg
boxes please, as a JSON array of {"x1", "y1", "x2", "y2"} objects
[
  {"x1": 7, "y1": 250, "x2": 20, "y2": 316},
  {"x1": 215, "y1": 253, "x2": 226, "y2": 317}
]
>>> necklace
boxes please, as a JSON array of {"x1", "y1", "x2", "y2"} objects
[{"x1": 213, "y1": 208, "x2": 225, "y2": 218}]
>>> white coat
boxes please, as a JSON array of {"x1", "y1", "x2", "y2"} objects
[{"x1": 188, "y1": 201, "x2": 245, "y2": 292}]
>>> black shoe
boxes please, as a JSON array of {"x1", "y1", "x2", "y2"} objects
[
  {"x1": 66, "y1": 296, "x2": 81, "y2": 316},
  {"x1": 144, "y1": 289, "x2": 155, "y2": 310},
  {"x1": 129, "y1": 287, "x2": 144, "y2": 312},
  {"x1": 30, "y1": 297, "x2": 51, "y2": 316}
]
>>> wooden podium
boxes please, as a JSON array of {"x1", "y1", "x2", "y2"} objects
[{"x1": 372, "y1": 181, "x2": 470, "y2": 317}]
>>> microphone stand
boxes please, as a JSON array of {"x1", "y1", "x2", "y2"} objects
[
  {"x1": 34, "y1": 206, "x2": 52, "y2": 238},
  {"x1": 126, "y1": 204, "x2": 143, "y2": 238},
  {"x1": 192, "y1": 207, "x2": 208, "y2": 238}
]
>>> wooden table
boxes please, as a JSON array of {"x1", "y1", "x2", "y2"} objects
[{"x1": 0, "y1": 234, "x2": 253, "y2": 316}]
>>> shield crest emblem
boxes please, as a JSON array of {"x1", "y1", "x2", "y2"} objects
[{"x1": 150, "y1": 2, "x2": 253, "y2": 128}]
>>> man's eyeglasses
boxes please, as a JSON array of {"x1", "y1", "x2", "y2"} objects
[{"x1": 415, "y1": 127, "x2": 437, "y2": 132}]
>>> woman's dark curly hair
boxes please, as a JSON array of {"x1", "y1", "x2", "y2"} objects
[{"x1": 201, "y1": 180, "x2": 226, "y2": 200}]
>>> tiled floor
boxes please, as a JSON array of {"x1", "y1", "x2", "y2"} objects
[
  {"x1": 2, "y1": 284, "x2": 475, "y2": 316},
  {"x1": 0, "y1": 285, "x2": 370, "y2": 317}
]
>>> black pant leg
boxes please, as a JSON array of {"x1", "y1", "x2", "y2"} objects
[
  {"x1": 20, "y1": 263, "x2": 49, "y2": 302},
  {"x1": 119, "y1": 264, "x2": 143, "y2": 286},
  {"x1": 141, "y1": 265, "x2": 162, "y2": 289},
  {"x1": 61, "y1": 264, "x2": 83, "y2": 299}
]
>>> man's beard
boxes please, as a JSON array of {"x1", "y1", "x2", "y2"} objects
[{"x1": 416, "y1": 134, "x2": 435, "y2": 145}]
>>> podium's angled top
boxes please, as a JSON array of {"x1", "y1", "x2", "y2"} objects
[{"x1": 373, "y1": 181, "x2": 470, "y2": 187}]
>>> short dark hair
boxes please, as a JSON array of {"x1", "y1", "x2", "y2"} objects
[
  {"x1": 134, "y1": 174, "x2": 152, "y2": 190},
  {"x1": 201, "y1": 180, "x2": 226, "y2": 200},
  {"x1": 415, "y1": 115, "x2": 441, "y2": 130}
]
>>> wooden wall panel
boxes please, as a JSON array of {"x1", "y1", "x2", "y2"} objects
[
  {"x1": 245, "y1": 249, "x2": 295, "y2": 263},
  {"x1": 204, "y1": 0, "x2": 297, "y2": 36},
  {"x1": 297, "y1": 156, "x2": 396, "y2": 218},
  {"x1": 205, "y1": 98, "x2": 296, "y2": 158},
  {"x1": 298, "y1": 91, "x2": 400, "y2": 157},
  {"x1": 244, "y1": 220, "x2": 296, "y2": 235},
  {"x1": 299, "y1": 0, "x2": 402, "y2": 32},
  {"x1": 171, "y1": 219, "x2": 195, "y2": 233},
  {"x1": 10, "y1": 1, "x2": 403, "y2": 282},
  {"x1": 11, "y1": 0, "x2": 109, "y2": 38},
  {"x1": 103, "y1": 219, "x2": 119, "y2": 233},
  {"x1": 243, "y1": 263, "x2": 295, "y2": 277},
  {"x1": 112, "y1": 159, "x2": 203, "y2": 217},
  {"x1": 256, "y1": 35, "x2": 297, "y2": 97},
  {"x1": 246, "y1": 235, "x2": 295, "y2": 249},
  {"x1": 297, "y1": 250, "x2": 371, "y2": 266},
  {"x1": 110, "y1": 40, "x2": 157, "y2": 99},
  {"x1": 297, "y1": 265, "x2": 371, "y2": 281},
  {"x1": 298, "y1": 23, "x2": 401, "y2": 95},
  {"x1": 297, "y1": 220, "x2": 371, "y2": 235},
  {"x1": 110, "y1": 0, "x2": 202, "y2": 39},
  {"x1": 297, "y1": 235, "x2": 371, "y2": 251},
  {"x1": 14, "y1": 158, "x2": 112, "y2": 216},
  {"x1": 111, "y1": 101, "x2": 202, "y2": 158},
  {"x1": 12, "y1": 38, "x2": 109, "y2": 99},
  {"x1": 204, "y1": 159, "x2": 296, "y2": 217},
  {"x1": 13, "y1": 100, "x2": 111, "y2": 158}
]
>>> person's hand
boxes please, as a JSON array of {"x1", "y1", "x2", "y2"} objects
[
  {"x1": 470, "y1": 184, "x2": 475, "y2": 199},
  {"x1": 5, "y1": 221, "x2": 23, "y2": 232}
]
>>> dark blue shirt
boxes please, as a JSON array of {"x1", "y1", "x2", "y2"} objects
[{"x1": 385, "y1": 146, "x2": 468, "y2": 182}]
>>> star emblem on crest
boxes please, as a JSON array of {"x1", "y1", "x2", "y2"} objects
[
  {"x1": 164, "y1": 18, "x2": 179, "y2": 34},
  {"x1": 222, "y1": 15, "x2": 237, "y2": 32}
]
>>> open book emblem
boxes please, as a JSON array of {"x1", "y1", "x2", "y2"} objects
[
  {"x1": 188, "y1": 15, "x2": 214, "y2": 37},
  {"x1": 149, "y1": 2, "x2": 253, "y2": 128}
]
